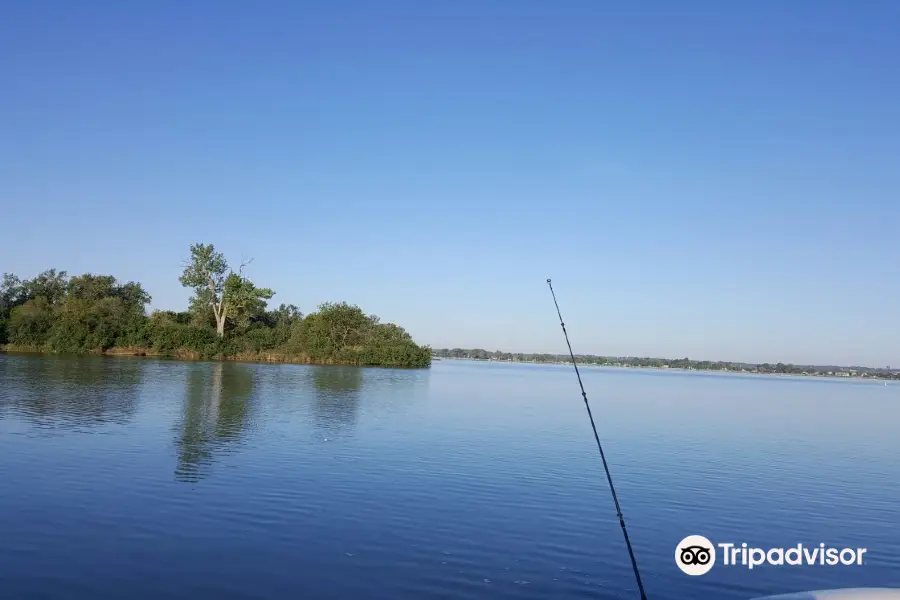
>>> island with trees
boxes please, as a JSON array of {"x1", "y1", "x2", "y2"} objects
[
  {"x1": 0, "y1": 243, "x2": 431, "y2": 368},
  {"x1": 432, "y1": 348, "x2": 899, "y2": 380}
]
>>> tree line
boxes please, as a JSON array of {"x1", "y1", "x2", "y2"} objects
[
  {"x1": 432, "y1": 348, "x2": 898, "y2": 379},
  {"x1": 0, "y1": 243, "x2": 431, "y2": 368}
]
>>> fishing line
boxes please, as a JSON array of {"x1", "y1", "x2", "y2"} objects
[{"x1": 546, "y1": 278, "x2": 649, "y2": 600}]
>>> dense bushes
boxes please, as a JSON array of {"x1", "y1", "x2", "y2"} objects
[{"x1": 0, "y1": 270, "x2": 431, "y2": 368}]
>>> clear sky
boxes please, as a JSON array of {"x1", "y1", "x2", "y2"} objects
[{"x1": 2, "y1": 1, "x2": 898, "y2": 367}]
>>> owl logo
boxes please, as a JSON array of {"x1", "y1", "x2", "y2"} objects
[{"x1": 676, "y1": 535, "x2": 716, "y2": 575}]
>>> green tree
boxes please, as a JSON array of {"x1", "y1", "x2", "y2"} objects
[
  {"x1": 21, "y1": 269, "x2": 69, "y2": 304},
  {"x1": 8, "y1": 297, "x2": 55, "y2": 347},
  {"x1": 289, "y1": 302, "x2": 371, "y2": 360},
  {"x1": 223, "y1": 271, "x2": 274, "y2": 331},
  {"x1": 1, "y1": 273, "x2": 24, "y2": 307},
  {"x1": 268, "y1": 303, "x2": 303, "y2": 328},
  {"x1": 0, "y1": 273, "x2": 26, "y2": 343},
  {"x1": 47, "y1": 297, "x2": 130, "y2": 352},
  {"x1": 178, "y1": 243, "x2": 273, "y2": 337},
  {"x1": 66, "y1": 274, "x2": 150, "y2": 317}
]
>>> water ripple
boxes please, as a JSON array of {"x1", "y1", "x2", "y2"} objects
[{"x1": 1, "y1": 357, "x2": 899, "y2": 599}]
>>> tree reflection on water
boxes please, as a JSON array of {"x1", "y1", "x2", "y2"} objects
[
  {"x1": 311, "y1": 366, "x2": 363, "y2": 436},
  {"x1": 0, "y1": 355, "x2": 143, "y2": 431},
  {"x1": 174, "y1": 362, "x2": 255, "y2": 483}
]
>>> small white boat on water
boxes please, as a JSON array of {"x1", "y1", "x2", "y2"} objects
[{"x1": 755, "y1": 589, "x2": 900, "y2": 599}]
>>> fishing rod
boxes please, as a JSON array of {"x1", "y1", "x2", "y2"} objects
[{"x1": 546, "y1": 278, "x2": 649, "y2": 600}]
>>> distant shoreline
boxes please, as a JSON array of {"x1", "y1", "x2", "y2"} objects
[{"x1": 431, "y1": 352, "x2": 898, "y2": 381}]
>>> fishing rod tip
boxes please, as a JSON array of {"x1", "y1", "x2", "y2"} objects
[{"x1": 546, "y1": 278, "x2": 552, "y2": 284}]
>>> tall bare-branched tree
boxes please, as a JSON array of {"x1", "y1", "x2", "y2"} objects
[{"x1": 179, "y1": 243, "x2": 274, "y2": 337}]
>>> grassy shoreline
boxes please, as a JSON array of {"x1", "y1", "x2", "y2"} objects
[{"x1": 0, "y1": 344, "x2": 424, "y2": 368}]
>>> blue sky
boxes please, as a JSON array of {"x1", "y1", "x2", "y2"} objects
[{"x1": 2, "y1": 1, "x2": 898, "y2": 366}]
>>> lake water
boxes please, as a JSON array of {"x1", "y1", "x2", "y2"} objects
[{"x1": 1, "y1": 355, "x2": 898, "y2": 599}]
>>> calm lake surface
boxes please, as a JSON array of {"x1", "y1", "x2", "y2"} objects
[{"x1": 1, "y1": 355, "x2": 898, "y2": 599}]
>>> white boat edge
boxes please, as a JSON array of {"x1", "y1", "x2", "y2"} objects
[{"x1": 754, "y1": 589, "x2": 900, "y2": 599}]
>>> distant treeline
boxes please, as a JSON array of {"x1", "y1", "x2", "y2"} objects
[
  {"x1": 0, "y1": 243, "x2": 431, "y2": 368},
  {"x1": 432, "y1": 348, "x2": 898, "y2": 379}
]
